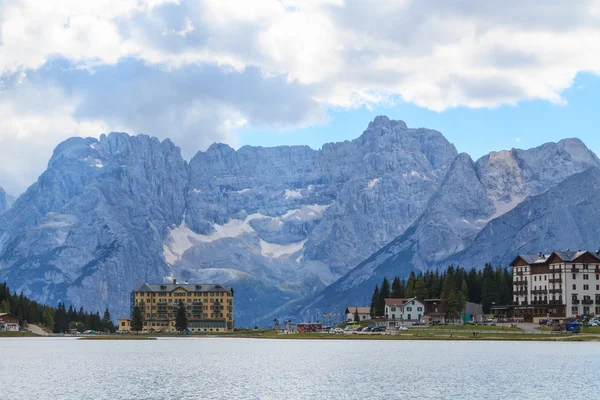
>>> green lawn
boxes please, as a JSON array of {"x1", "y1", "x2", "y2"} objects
[
  {"x1": 581, "y1": 326, "x2": 600, "y2": 334},
  {"x1": 78, "y1": 336, "x2": 157, "y2": 340},
  {"x1": 0, "y1": 331, "x2": 39, "y2": 337},
  {"x1": 419, "y1": 324, "x2": 521, "y2": 332}
]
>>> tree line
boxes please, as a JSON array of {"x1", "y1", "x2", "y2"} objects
[
  {"x1": 369, "y1": 264, "x2": 512, "y2": 319},
  {"x1": 0, "y1": 281, "x2": 115, "y2": 333}
]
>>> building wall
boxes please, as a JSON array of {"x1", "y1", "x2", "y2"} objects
[
  {"x1": 132, "y1": 286, "x2": 234, "y2": 332},
  {"x1": 345, "y1": 312, "x2": 370, "y2": 322},
  {"x1": 513, "y1": 257, "x2": 600, "y2": 318},
  {"x1": 385, "y1": 299, "x2": 425, "y2": 326}
]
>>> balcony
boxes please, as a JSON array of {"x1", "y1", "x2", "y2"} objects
[
  {"x1": 531, "y1": 301, "x2": 548, "y2": 305},
  {"x1": 515, "y1": 271, "x2": 524, "y2": 276},
  {"x1": 514, "y1": 291, "x2": 527, "y2": 296},
  {"x1": 572, "y1": 299, "x2": 580, "y2": 304},
  {"x1": 551, "y1": 268, "x2": 563, "y2": 274},
  {"x1": 531, "y1": 290, "x2": 547, "y2": 295},
  {"x1": 514, "y1": 281, "x2": 528, "y2": 286},
  {"x1": 549, "y1": 300, "x2": 562, "y2": 305},
  {"x1": 549, "y1": 278, "x2": 562, "y2": 284},
  {"x1": 582, "y1": 299, "x2": 593, "y2": 305},
  {"x1": 549, "y1": 289, "x2": 563, "y2": 294}
]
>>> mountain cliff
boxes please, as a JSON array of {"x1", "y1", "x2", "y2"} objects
[
  {"x1": 0, "y1": 188, "x2": 14, "y2": 214},
  {"x1": 0, "y1": 117, "x2": 459, "y2": 325},
  {"x1": 1, "y1": 117, "x2": 598, "y2": 326},
  {"x1": 290, "y1": 139, "x2": 600, "y2": 319}
]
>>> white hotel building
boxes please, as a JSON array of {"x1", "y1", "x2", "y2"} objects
[{"x1": 510, "y1": 251, "x2": 600, "y2": 319}]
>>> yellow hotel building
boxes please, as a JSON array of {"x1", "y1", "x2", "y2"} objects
[{"x1": 119, "y1": 280, "x2": 234, "y2": 333}]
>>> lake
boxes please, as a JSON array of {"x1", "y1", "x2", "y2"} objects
[{"x1": 0, "y1": 338, "x2": 598, "y2": 399}]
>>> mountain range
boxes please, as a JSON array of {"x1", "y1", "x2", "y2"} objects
[{"x1": 0, "y1": 116, "x2": 598, "y2": 326}]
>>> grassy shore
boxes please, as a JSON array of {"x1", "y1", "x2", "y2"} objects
[
  {"x1": 0, "y1": 331, "x2": 40, "y2": 337},
  {"x1": 78, "y1": 335, "x2": 157, "y2": 340},
  {"x1": 417, "y1": 324, "x2": 520, "y2": 332}
]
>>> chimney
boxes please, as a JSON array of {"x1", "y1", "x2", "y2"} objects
[{"x1": 173, "y1": 278, "x2": 177, "y2": 285}]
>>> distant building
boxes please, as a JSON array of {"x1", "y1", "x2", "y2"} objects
[
  {"x1": 344, "y1": 307, "x2": 370, "y2": 322},
  {"x1": 0, "y1": 313, "x2": 20, "y2": 331},
  {"x1": 123, "y1": 280, "x2": 234, "y2": 333},
  {"x1": 510, "y1": 250, "x2": 600, "y2": 320},
  {"x1": 384, "y1": 298, "x2": 425, "y2": 327},
  {"x1": 423, "y1": 299, "x2": 484, "y2": 324}
]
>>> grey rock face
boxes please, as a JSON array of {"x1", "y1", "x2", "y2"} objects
[
  {"x1": 0, "y1": 117, "x2": 459, "y2": 326},
  {"x1": 292, "y1": 139, "x2": 600, "y2": 320},
  {"x1": 0, "y1": 188, "x2": 14, "y2": 214},
  {"x1": 0, "y1": 133, "x2": 188, "y2": 318}
]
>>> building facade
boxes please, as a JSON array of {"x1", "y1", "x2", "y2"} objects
[
  {"x1": 423, "y1": 299, "x2": 484, "y2": 324},
  {"x1": 0, "y1": 313, "x2": 20, "y2": 331},
  {"x1": 384, "y1": 298, "x2": 425, "y2": 327},
  {"x1": 511, "y1": 251, "x2": 600, "y2": 320},
  {"x1": 125, "y1": 280, "x2": 234, "y2": 332},
  {"x1": 344, "y1": 307, "x2": 370, "y2": 322}
]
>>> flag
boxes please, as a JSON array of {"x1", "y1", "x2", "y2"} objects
[{"x1": 328, "y1": 313, "x2": 331, "y2": 317}]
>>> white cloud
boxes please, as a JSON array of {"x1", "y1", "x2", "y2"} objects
[
  {"x1": 515, "y1": 138, "x2": 522, "y2": 143},
  {"x1": 2, "y1": 0, "x2": 600, "y2": 191}
]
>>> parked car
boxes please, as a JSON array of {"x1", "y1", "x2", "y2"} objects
[
  {"x1": 397, "y1": 326, "x2": 408, "y2": 331},
  {"x1": 539, "y1": 319, "x2": 548, "y2": 325},
  {"x1": 412, "y1": 321, "x2": 423, "y2": 326},
  {"x1": 372, "y1": 326, "x2": 386, "y2": 332},
  {"x1": 547, "y1": 320, "x2": 561, "y2": 326},
  {"x1": 331, "y1": 328, "x2": 344, "y2": 334}
]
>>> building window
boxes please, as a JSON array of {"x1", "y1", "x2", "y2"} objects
[
  {"x1": 584, "y1": 307, "x2": 590, "y2": 314},
  {"x1": 584, "y1": 285, "x2": 589, "y2": 290},
  {"x1": 573, "y1": 284, "x2": 577, "y2": 290},
  {"x1": 406, "y1": 307, "x2": 412, "y2": 311},
  {"x1": 534, "y1": 276, "x2": 537, "y2": 281},
  {"x1": 391, "y1": 307, "x2": 396, "y2": 312},
  {"x1": 597, "y1": 275, "x2": 599, "y2": 280},
  {"x1": 584, "y1": 274, "x2": 589, "y2": 280},
  {"x1": 573, "y1": 274, "x2": 576, "y2": 280},
  {"x1": 572, "y1": 306, "x2": 578, "y2": 314},
  {"x1": 417, "y1": 307, "x2": 423, "y2": 312},
  {"x1": 544, "y1": 276, "x2": 547, "y2": 281}
]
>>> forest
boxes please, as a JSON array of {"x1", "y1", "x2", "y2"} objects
[
  {"x1": 369, "y1": 264, "x2": 513, "y2": 319},
  {"x1": 0, "y1": 281, "x2": 115, "y2": 333}
]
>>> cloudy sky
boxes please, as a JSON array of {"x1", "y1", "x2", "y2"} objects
[{"x1": 1, "y1": 0, "x2": 600, "y2": 194}]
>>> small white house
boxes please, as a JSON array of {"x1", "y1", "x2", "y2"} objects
[
  {"x1": 345, "y1": 307, "x2": 371, "y2": 322},
  {"x1": 0, "y1": 313, "x2": 20, "y2": 331},
  {"x1": 384, "y1": 298, "x2": 425, "y2": 327}
]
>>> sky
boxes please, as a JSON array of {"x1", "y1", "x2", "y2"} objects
[{"x1": 1, "y1": 0, "x2": 600, "y2": 194}]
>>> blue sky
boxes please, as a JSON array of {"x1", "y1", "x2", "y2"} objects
[
  {"x1": 1, "y1": 1, "x2": 600, "y2": 193},
  {"x1": 240, "y1": 72, "x2": 600, "y2": 161}
]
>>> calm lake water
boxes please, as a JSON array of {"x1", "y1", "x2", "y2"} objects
[{"x1": 1, "y1": 337, "x2": 599, "y2": 399}]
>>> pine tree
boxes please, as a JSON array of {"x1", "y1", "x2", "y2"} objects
[
  {"x1": 102, "y1": 307, "x2": 115, "y2": 332},
  {"x1": 369, "y1": 285, "x2": 380, "y2": 318},
  {"x1": 461, "y1": 279, "x2": 469, "y2": 300},
  {"x1": 353, "y1": 308, "x2": 360, "y2": 323},
  {"x1": 414, "y1": 275, "x2": 428, "y2": 300},
  {"x1": 376, "y1": 277, "x2": 391, "y2": 317},
  {"x1": 405, "y1": 272, "x2": 416, "y2": 298},
  {"x1": 391, "y1": 276, "x2": 404, "y2": 298},
  {"x1": 0, "y1": 299, "x2": 10, "y2": 313},
  {"x1": 175, "y1": 301, "x2": 188, "y2": 332},
  {"x1": 131, "y1": 305, "x2": 144, "y2": 334}
]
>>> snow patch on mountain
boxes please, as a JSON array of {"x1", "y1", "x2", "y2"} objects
[
  {"x1": 284, "y1": 189, "x2": 303, "y2": 199},
  {"x1": 260, "y1": 239, "x2": 306, "y2": 258},
  {"x1": 367, "y1": 178, "x2": 380, "y2": 190}
]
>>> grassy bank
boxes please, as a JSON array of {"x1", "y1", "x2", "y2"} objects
[
  {"x1": 78, "y1": 335, "x2": 157, "y2": 340},
  {"x1": 0, "y1": 331, "x2": 40, "y2": 337},
  {"x1": 417, "y1": 324, "x2": 520, "y2": 332}
]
